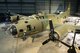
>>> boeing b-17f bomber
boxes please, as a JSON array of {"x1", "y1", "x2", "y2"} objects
[{"x1": 8, "y1": 3, "x2": 74, "y2": 41}]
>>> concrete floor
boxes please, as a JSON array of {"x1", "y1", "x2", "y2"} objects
[{"x1": 0, "y1": 28, "x2": 49, "y2": 53}]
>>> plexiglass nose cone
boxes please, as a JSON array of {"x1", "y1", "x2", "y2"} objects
[{"x1": 10, "y1": 25, "x2": 17, "y2": 35}]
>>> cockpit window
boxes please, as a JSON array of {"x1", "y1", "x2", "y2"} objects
[{"x1": 27, "y1": 25, "x2": 31, "y2": 31}]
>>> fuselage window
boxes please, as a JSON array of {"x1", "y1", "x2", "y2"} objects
[
  {"x1": 19, "y1": 29, "x2": 23, "y2": 32},
  {"x1": 27, "y1": 25, "x2": 31, "y2": 31},
  {"x1": 34, "y1": 27, "x2": 35, "y2": 29},
  {"x1": 25, "y1": 21, "x2": 28, "y2": 23},
  {"x1": 42, "y1": 16, "x2": 44, "y2": 19}
]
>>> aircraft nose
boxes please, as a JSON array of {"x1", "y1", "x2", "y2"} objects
[{"x1": 10, "y1": 25, "x2": 17, "y2": 35}]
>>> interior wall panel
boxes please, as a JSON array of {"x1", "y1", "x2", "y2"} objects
[
  {"x1": 0, "y1": 0, "x2": 5, "y2": 2},
  {"x1": 7, "y1": 0, "x2": 20, "y2": 2},
  {"x1": 22, "y1": 0, "x2": 35, "y2": 2}
]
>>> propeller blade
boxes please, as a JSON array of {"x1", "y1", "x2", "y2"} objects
[
  {"x1": 56, "y1": 38, "x2": 71, "y2": 48},
  {"x1": 42, "y1": 39, "x2": 51, "y2": 45},
  {"x1": 49, "y1": 19, "x2": 54, "y2": 32},
  {"x1": 72, "y1": 29, "x2": 80, "y2": 46},
  {"x1": 42, "y1": 19, "x2": 55, "y2": 45}
]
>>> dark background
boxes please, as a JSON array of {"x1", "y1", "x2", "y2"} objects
[{"x1": 0, "y1": 0, "x2": 80, "y2": 15}]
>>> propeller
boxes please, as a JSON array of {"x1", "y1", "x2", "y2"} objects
[
  {"x1": 42, "y1": 19, "x2": 56, "y2": 45},
  {"x1": 67, "y1": 30, "x2": 76, "y2": 53},
  {"x1": 42, "y1": 19, "x2": 71, "y2": 47},
  {"x1": 42, "y1": 19, "x2": 77, "y2": 53},
  {"x1": 5, "y1": 10, "x2": 19, "y2": 22},
  {"x1": 5, "y1": 10, "x2": 11, "y2": 22}
]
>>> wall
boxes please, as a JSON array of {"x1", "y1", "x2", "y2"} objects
[{"x1": 0, "y1": 0, "x2": 68, "y2": 15}]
